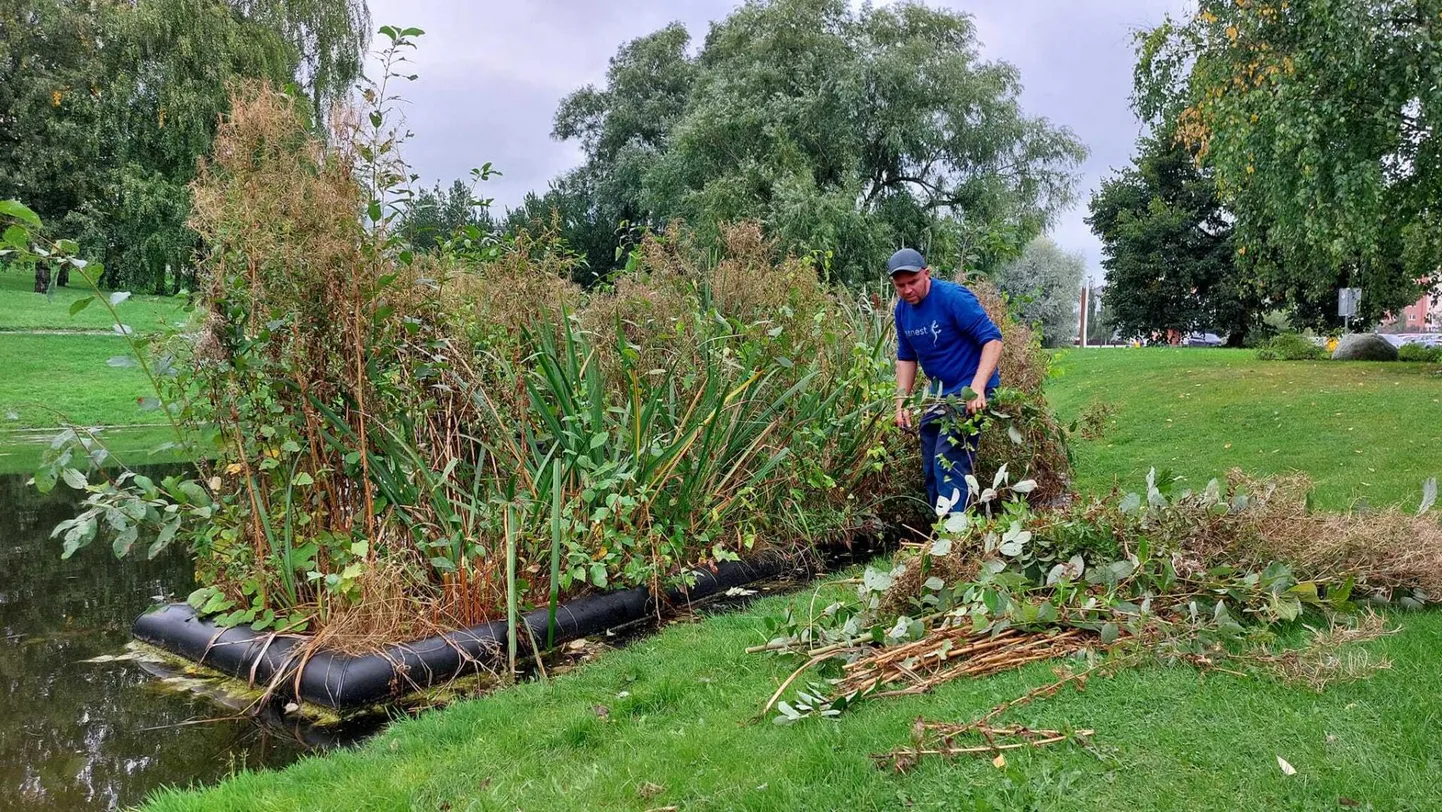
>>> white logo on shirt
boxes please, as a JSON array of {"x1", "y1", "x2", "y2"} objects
[{"x1": 903, "y1": 320, "x2": 945, "y2": 346}]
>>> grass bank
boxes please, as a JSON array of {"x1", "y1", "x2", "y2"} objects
[
  {"x1": 0, "y1": 334, "x2": 157, "y2": 429},
  {"x1": 0, "y1": 270, "x2": 188, "y2": 465},
  {"x1": 0, "y1": 269, "x2": 187, "y2": 332},
  {"x1": 0, "y1": 426, "x2": 185, "y2": 476},
  {"x1": 144, "y1": 587, "x2": 1442, "y2": 811},
  {"x1": 1047, "y1": 348, "x2": 1442, "y2": 511},
  {"x1": 141, "y1": 348, "x2": 1442, "y2": 811}
]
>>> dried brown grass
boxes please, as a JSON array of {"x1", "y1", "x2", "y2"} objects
[
  {"x1": 1228, "y1": 471, "x2": 1442, "y2": 596},
  {"x1": 964, "y1": 276, "x2": 1072, "y2": 504},
  {"x1": 965, "y1": 276, "x2": 1047, "y2": 396},
  {"x1": 1246, "y1": 611, "x2": 1397, "y2": 692},
  {"x1": 876, "y1": 548, "x2": 980, "y2": 618},
  {"x1": 444, "y1": 230, "x2": 581, "y2": 342}
]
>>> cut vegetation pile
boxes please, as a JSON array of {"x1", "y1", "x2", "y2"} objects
[{"x1": 759, "y1": 466, "x2": 1438, "y2": 734}]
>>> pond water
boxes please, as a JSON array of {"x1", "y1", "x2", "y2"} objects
[{"x1": 0, "y1": 468, "x2": 313, "y2": 811}]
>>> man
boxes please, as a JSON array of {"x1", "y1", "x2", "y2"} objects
[{"x1": 889, "y1": 247, "x2": 1004, "y2": 515}]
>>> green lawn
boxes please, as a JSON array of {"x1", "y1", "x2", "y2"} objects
[
  {"x1": 0, "y1": 334, "x2": 157, "y2": 429},
  {"x1": 0, "y1": 273, "x2": 189, "y2": 470},
  {"x1": 140, "y1": 348, "x2": 1442, "y2": 811},
  {"x1": 144, "y1": 595, "x2": 1442, "y2": 812},
  {"x1": 0, "y1": 267, "x2": 189, "y2": 332},
  {"x1": 1047, "y1": 348, "x2": 1442, "y2": 511}
]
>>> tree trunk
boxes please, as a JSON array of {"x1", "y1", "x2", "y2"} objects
[
  {"x1": 55, "y1": 262, "x2": 70, "y2": 287},
  {"x1": 33, "y1": 263, "x2": 50, "y2": 293}
]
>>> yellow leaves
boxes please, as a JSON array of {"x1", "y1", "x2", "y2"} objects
[
  {"x1": 225, "y1": 462, "x2": 245, "y2": 475},
  {"x1": 158, "y1": 107, "x2": 166, "y2": 128},
  {"x1": 1201, "y1": 10, "x2": 1219, "y2": 23},
  {"x1": 1238, "y1": 245, "x2": 1248, "y2": 256},
  {"x1": 1246, "y1": 164, "x2": 1255, "y2": 174},
  {"x1": 51, "y1": 89, "x2": 63, "y2": 107},
  {"x1": 1226, "y1": 25, "x2": 1240, "y2": 41}
]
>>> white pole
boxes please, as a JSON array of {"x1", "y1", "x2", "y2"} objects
[{"x1": 1080, "y1": 282, "x2": 1088, "y2": 348}]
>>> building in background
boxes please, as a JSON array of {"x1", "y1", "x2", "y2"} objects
[{"x1": 1379, "y1": 290, "x2": 1440, "y2": 333}]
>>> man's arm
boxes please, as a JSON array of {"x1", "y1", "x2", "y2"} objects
[
  {"x1": 966, "y1": 339, "x2": 1003, "y2": 414},
  {"x1": 895, "y1": 359, "x2": 918, "y2": 429}
]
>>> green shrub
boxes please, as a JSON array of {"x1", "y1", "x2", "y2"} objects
[
  {"x1": 1256, "y1": 333, "x2": 1328, "y2": 361},
  {"x1": 1398, "y1": 343, "x2": 1442, "y2": 363}
]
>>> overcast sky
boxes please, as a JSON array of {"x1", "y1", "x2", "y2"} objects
[{"x1": 365, "y1": 0, "x2": 1191, "y2": 282}]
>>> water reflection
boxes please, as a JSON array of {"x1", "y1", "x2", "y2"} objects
[{"x1": 0, "y1": 468, "x2": 310, "y2": 811}]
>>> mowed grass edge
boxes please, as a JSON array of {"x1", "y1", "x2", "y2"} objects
[
  {"x1": 1046, "y1": 348, "x2": 1442, "y2": 512},
  {"x1": 141, "y1": 583, "x2": 1442, "y2": 811}
]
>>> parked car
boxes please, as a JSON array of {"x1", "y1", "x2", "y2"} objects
[
  {"x1": 1380, "y1": 333, "x2": 1442, "y2": 348},
  {"x1": 1183, "y1": 332, "x2": 1224, "y2": 347}
]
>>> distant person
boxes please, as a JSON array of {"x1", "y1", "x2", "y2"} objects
[{"x1": 889, "y1": 248, "x2": 1004, "y2": 515}]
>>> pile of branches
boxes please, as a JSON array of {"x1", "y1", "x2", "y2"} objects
[
  {"x1": 756, "y1": 468, "x2": 1436, "y2": 728},
  {"x1": 874, "y1": 663, "x2": 1106, "y2": 773}
]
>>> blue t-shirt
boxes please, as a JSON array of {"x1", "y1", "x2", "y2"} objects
[{"x1": 895, "y1": 279, "x2": 1002, "y2": 403}]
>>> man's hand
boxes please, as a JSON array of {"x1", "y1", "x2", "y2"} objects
[
  {"x1": 895, "y1": 405, "x2": 913, "y2": 430},
  {"x1": 965, "y1": 389, "x2": 988, "y2": 415}
]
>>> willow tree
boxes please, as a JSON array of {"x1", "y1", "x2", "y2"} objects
[
  {"x1": 1135, "y1": 0, "x2": 1441, "y2": 325},
  {"x1": 0, "y1": 0, "x2": 111, "y2": 289},
  {"x1": 547, "y1": 0, "x2": 1086, "y2": 284},
  {"x1": 0, "y1": 0, "x2": 369, "y2": 293}
]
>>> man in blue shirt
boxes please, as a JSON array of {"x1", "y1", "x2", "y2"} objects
[{"x1": 889, "y1": 247, "x2": 1004, "y2": 515}]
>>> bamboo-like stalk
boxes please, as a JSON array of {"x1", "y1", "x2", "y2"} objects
[
  {"x1": 505, "y1": 505, "x2": 518, "y2": 683},
  {"x1": 547, "y1": 457, "x2": 563, "y2": 650}
]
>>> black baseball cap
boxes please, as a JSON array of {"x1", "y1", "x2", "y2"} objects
[{"x1": 887, "y1": 248, "x2": 926, "y2": 276}]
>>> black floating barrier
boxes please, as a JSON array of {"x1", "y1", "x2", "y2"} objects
[{"x1": 133, "y1": 557, "x2": 787, "y2": 711}]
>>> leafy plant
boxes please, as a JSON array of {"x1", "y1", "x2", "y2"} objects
[
  {"x1": 1256, "y1": 333, "x2": 1329, "y2": 361},
  {"x1": 1398, "y1": 343, "x2": 1442, "y2": 364}
]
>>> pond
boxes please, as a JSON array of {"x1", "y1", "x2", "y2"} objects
[{"x1": 0, "y1": 467, "x2": 317, "y2": 811}]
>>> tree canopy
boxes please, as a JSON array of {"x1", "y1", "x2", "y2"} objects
[
  {"x1": 993, "y1": 236, "x2": 1083, "y2": 348},
  {"x1": 399, "y1": 179, "x2": 495, "y2": 252},
  {"x1": 0, "y1": 0, "x2": 369, "y2": 293},
  {"x1": 538, "y1": 0, "x2": 1086, "y2": 285},
  {"x1": 1087, "y1": 130, "x2": 1255, "y2": 344},
  {"x1": 1134, "y1": 0, "x2": 1440, "y2": 323}
]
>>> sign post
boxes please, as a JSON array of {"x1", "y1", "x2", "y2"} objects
[{"x1": 1338, "y1": 287, "x2": 1361, "y2": 333}]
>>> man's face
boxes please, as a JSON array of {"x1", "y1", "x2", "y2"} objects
[{"x1": 891, "y1": 268, "x2": 931, "y2": 305}]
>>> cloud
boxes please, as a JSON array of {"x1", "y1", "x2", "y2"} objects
[{"x1": 366, "y1": 0, "x2": 1190, "y2": 280}]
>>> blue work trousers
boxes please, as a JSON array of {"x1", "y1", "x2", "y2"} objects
[{"x1": 920, "y1": 414, "x2": 980, "y2": 514}]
